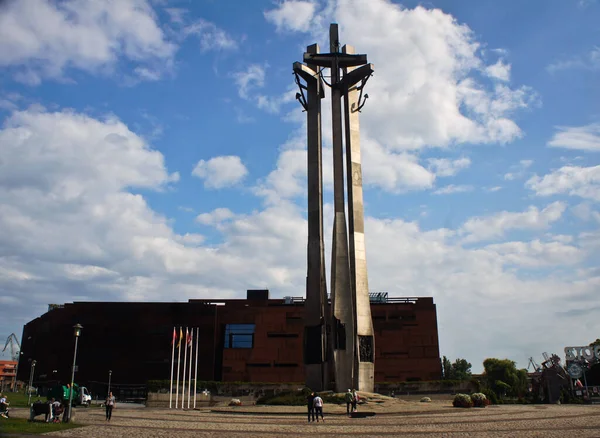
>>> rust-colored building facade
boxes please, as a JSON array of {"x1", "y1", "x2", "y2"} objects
[
  {"x1": 18, "y1": 291, "x2": 441, "y2": 388},
  {"x1": 0, "y1": 360, "x2": 17, "y2": 391}
]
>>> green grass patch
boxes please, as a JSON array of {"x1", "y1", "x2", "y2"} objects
[
  {"x1": 0, "y1": 417, "x2": 83, "y2": 434},
  {"x1": 0, "y1": 391, "x2": 44, "y2": 408}
]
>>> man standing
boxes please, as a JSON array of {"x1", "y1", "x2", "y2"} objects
[
  {"x1": 345, "y1": 389, "x2": 353, "y2": 416},
  {"x1": 352, "y1": 389, "x2": 359, "y2": 412},
  {"x1": 105, "y1": 392, "x2": 115, "y2": 421},
  {"x1": 306, "y1": 391, "x2": 315, "y2": 422},
  {"x1": 313, "y1": 393, "x2": 324, "y2": 422}
]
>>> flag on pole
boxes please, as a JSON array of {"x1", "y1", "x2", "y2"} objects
[
  {"x1": 193, "y1": 327, "x2": 199, "y2": 409},
  {"x1": 176, "y1": 326, "x2": 182, "y2": 407},
  {"x1": 181, "y1": 327, "x2": 189, "y2": 409},
  {"x1": 187, "y1": 329, "x2": 193, "y2": 347},
  {"x1": 169, "y1": 326, "x2": 176, "y2": 408},
  {"x1": 187, "y1": 328, "x2": 194, "y2": 409}
]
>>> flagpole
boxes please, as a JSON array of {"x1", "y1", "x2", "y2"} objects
[
  {"x1": 169, "y1": 326, "x2": 176, "y2": 409},
  {"x1": 176, "y1": 326, "x2": 182, "y2": 408},
  {"x1": 194, "y1": 327, "x2": 199, "y2": 409},
  {"x1": 182, "y1": 327, "x2": 189, "y2": 409},
  {"x1": 187, "y1": 329, "x2": 193, "y2": 409}
]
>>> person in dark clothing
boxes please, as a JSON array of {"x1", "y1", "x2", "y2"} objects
[{"x1": 307, "y1": 392, "x2": 315, "y2": 422}]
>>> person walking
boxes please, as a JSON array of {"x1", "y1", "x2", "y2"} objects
[
  {"x1": 352, "y1": 389, "x2": 359, "y2": 413},
  {"x1": 313, "y1": 393, "x2": 324, "y2": 422},
  {"x1": 105, "y1": 391, "x2": 115, "y2": 421},
  {"x1": 306, "y1": 391, "x2": 316, "y2": 422},
  {"x1": 345, "y1": 389, "x2": 353, "y2": 416}
]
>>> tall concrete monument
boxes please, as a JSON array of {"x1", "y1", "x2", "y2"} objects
[{"x1": 294, "y1": 24, "x2": 375, "y2": 393}]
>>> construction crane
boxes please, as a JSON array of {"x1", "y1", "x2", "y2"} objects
[
  {"x1": 2, "y1": 333, "x2": 20, "y2": 361},
  {"x1": 527, "y1": 357, "x2": 542, "y2": 373}
]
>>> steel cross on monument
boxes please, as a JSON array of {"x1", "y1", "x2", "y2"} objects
[{"x1": 294, "y1": 23, "x2": 375, "y2": 393}]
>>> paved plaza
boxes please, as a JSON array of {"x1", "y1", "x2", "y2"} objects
[{"x1": 7, "y1": 401, "x2": 600, "y2": 437}]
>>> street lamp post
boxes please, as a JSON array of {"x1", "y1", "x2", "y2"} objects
[
  {"x1": 67, "y1": 324, "x2": 83, "y2": 423},
  {"x1": 108, "y1": 370, "x2": 112, "y2": 395},
  {"x1": 27, "y1": 360, "x2": 37, "y2": 406}
]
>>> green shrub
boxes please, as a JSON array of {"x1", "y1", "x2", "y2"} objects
[
  {"x1": 480, "y1": 388, "x2": 498, "y2": 405},
  {"x1": 470, "y1": 393, "x2": 488, "y2": 407},
  {"x1": 452, "y1": 393, "x2": 473, "y2": 408}
]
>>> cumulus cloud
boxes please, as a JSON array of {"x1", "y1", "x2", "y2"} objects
[
  {"x1": 192, "y1": 156, "x2": 249, "y2": 189},
  {"x1": 504, "y1": 159, "x2": 533, "y2": 181},
  {"x1": 547, "y1": 123, "x2": 600, "y2": 151},
  {"x1": 264, "y1": 0, "x2": 318, "y2": 33},
  {"x1": 0, "y1": 0, "x2": 177, "y2": 83},
  {"x1": 460, "y1": 202, "x2": 566, "y2": 243},
  {"x1": 433, "y1": 184, "x2": 473, "y2": 195},
  {"x1": 428, "y1": 157, "x2": 471, "y2": 177},
  {"x1": 526, "y1": 165, "x2": 600, "y2": 201},
  {"x1": 196, "y1": 208, "x2": 235, "y2": 226}
]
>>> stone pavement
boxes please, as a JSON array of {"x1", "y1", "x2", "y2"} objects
[{"x1": 6, "y1": 401, "x2": 600, "y2": 437}]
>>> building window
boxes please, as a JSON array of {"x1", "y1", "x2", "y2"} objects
[{"x1": 224, "y1": 324, "x2": 255, "y2": 348}]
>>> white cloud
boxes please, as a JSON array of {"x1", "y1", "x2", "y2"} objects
[
  {"x1": 264, "y1": 0, "x2": 318, "y2": 33},
  {"x1": 571, "y1": 202, "x2": 600, "y2": 222},
  {"x1": 196, "y1": 208, "x2": 235, "y2": 226},
  {"x1": 328, "y1": 2, "x2": 535, "y2": 150},
  {"x1": 0, "y1": 0, "x2": 176, "y2": 83},
  {"x1": 484, "y1": 240, "x2": 583, "y2": 268},
  {"x1": 460, "y1": 202, "x2": 566, "y2": 243},
  {"x1": 504, "y1": 159, "x2": 533, "y2": 181},
  {"x1": 181, "y1": 19, "x2": 238, "y2": 52},
  {"x1": 232, "y1": 64, "x2": 266, "y2": 100},
  {"x1": 433, "y1": 184, "x2": 473, "y2": 195},
  {"x1": 487, "y1": 186, "x2": 502, "y2": 192},
  {"x1": 526, "y1": 165, "x2": 600, "y2": 201},
  {"x1": 428, "y1": 157, "x2": 471, "y2": 177},
  {"x1": 192, "y1": 156, "x2": 249, "y2": 189},
  {"x1": 485, "y1": 59, "x2": 511, "y2": 81},
  {"x1": 547, "y1": 47, "x2": 600, "y2": 73},
  {"x1": 547, "y1": 123, "x2": 600, "y2": 151}
]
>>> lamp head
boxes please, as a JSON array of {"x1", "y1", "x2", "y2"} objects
[{"x1": 73, "y1": 324, "x2": 83, "y2": 337}]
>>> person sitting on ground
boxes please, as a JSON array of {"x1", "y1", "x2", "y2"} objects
[
  {"x1": 313, "y1": 393, "x2": 324, "y2": 422},
  {"x1": 0, "y1": 393, "x2": 9, "y2": 418},
  {"x1": 345, "y1": 389, "x2": 353, "y2": 416}
]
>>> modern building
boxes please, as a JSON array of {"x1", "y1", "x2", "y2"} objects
[{"x1": 18, "y1": 291, "x2": 441, "y2": 390}]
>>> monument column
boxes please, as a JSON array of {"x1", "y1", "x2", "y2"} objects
[
  {"x1": 329, "y1": 24, "x2": 355, "y2": 392},
  {"x1": 294, "y1": 44, "x2": 329, "y2": 392},
  {"x1": 343, "y1": 45, "x2": 375, "y2": 393}
]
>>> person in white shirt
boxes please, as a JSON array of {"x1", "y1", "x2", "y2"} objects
[
  {"x1": 312, "y1": 394, "x2": 324, "y2": 422},
  {"x1": 0, "y1": 393, "x2": 9, "y2": 418},
  {"x1": 105, "y1": 392, "x2": 116, "y2": 421}
]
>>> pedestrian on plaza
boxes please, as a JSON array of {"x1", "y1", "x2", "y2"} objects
[
  {"x1": 345, "y1": 389, "x2": 353, "y2": 416},
  {"x1": 105, "y1": 391, "x2": 116, "y2": 421},
  {"x1": 352, "y1": 389, "x2": 359, "y2": 412},
  {"x1": 307, "y1": 391, "x2": 316, "y2": 422},
  {"x1": 313, "y1": 393, "x2": 324, "y2": 422}
]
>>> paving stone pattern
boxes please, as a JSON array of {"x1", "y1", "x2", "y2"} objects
[{"x1": 8, "y1": 401, "x2": 600, "y2": 437}]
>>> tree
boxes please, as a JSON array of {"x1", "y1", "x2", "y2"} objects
[
  {"x1": 482, "y1": 358, "x2": 528, "y2": 398},
  {"x1": 442, "y1": 356, "x2": 472, "y2": 380},
  {"x1": 451, "y1": 358, "x2": 472, "y2": 381},
  {"x1": 442, "y1": 356, "x2": 452, "y2": 379}
]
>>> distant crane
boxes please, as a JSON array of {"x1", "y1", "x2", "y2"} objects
[
  {"x1": 2, "y1": 333, "x2": 20, "y2": 361},
  {"x1": 527, "y1": 357, "x2": 542, "y2": 373}
]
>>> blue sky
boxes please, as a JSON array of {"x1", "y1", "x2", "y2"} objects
[{"x1": 0, "y1": 0, "x2": 599, "y2": 373}]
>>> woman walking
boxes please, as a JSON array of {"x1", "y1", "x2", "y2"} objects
[{"x1": 105, "y1": 392, "x2": 115, "y2": 421}]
